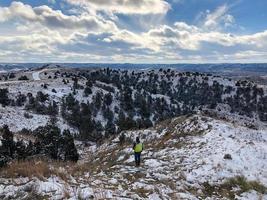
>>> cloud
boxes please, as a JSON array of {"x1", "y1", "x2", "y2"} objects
[
  {"x1": 65, "y1": 0, "x2": 170, "y2": 15},
  {"x1": 0, "y1": 2, "x2": 267, "y2": 63},
  {"x1": 204, "y1": 4, "x2": 235, "y2": 29},
  {"x1": 0, "y1": 1, "x2": 117, "y2": 33},
  {"x1": 0, "y1": 1, "x2": 36, "y2": 22}
]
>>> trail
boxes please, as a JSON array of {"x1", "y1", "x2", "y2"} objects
[{"x1": 0, "y1": 80, "x2": 24, "y2": 85}]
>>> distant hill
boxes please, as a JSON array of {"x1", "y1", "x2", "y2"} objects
[{"x1": 1, "y1": 63, "x2": 267, "y2": 75}]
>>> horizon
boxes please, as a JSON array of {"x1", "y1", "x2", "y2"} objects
[
  {"x1": 0, "y1": 62, "x2": 267, "y2": 65},
  {"x1": 1, "y1": 62, "x2": 267, "y2": 65}
]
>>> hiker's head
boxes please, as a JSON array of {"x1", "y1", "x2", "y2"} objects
[{"x1": 136, "y1": 137, "x2": 140, "y2": 143}]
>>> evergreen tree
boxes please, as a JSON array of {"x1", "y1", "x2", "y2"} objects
[
  {"x1": 15, "y1": 140, "x2": 27, "y2": 160},
  {"x1": 103, "y1": 93, "x2": 113, "y2": 106},
  {"x1": 120, "y1": 86, "x2": 133, "y2": 111},
  {"x1": 84, "y1": 87, "x2": 92, "y2": 97},
  {"x1": 62, "y1": 130, "x2": 79, "y2": 162},
  {"x1": 105, "y1": 120, "x2": 116, "y2": 135},
  {"x1": 16, "y1": 92, "x2": 27, "y2": 107},
  {"x1": 0, "y1": 88, "x2": 10, "y2": 106},
  {"x1": 36, "y1": 91, "x2": 49, "y2": 103},
  {"x1": 1, "y1": 125, "x2": 15, "y2": 158}
]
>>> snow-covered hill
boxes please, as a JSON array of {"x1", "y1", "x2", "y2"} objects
[
  {"x1": 0, "y1": 67, "x2": 266, "y2": 138},
  {"x1": 0, "y1": 114, "x2": 266, "y2": 199},
  {"x1": 0, "y1": 67, "x2": 266, "y2": 199}
]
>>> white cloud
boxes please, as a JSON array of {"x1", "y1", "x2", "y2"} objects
[
  {"x1": 223, "y1": 14, "x2": 235, "y2": 27},
  {"x1": 174, "y1": 22, "x2": 199, "y2": 32},
  {"x1": 65, "y1": 0, "x2": 170, "y2": 15},
  {"x1": 0, "y1": 1, "x2": 117, "y2": 33},
  {"x1": 204, "y1": 4, "x2": 235, "y2": 29},
  {"x1": 0, "y1": 2, "x2": 267, "y2": 63},
  {"x1": 0, "y1": 1, "x2": 36, "y2": 22}
]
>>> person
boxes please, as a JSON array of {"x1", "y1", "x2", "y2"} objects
[{"x1": 133, "y1": 137, "x2": 143, "y2": 167}]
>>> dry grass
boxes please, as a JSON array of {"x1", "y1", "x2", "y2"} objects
[
  {"x1": 79, "y1": 143, "x2": 131, "y2": 175},
  {"x1": 131, "y1": 187, "x2": 151, "y2": 198},
  {"x1": 0, "y1": 159, "x2": 51, "y2": 179},
  {"x1": 150, "y1": 115, "x2": 206, "y2": 150},
  {"x1": 0, "y1": 159, "x2": 87, "y2": 181},
  {"x1": 62, "y1": 186, "x2": 71, "y2": 199},
  {"x1": 200, "y1": 176, "x2": 267, "y2": 199},
  {"x1": 122, "y1": 171, "x2": 146, "y2": 183}
]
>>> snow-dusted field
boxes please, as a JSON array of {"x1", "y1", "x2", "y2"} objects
[{"x1": 0, "y1": 115, "x2": 266, "y2": 199}]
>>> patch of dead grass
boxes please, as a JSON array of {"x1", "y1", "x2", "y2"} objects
[
  {"x1": 0, "y1": 160, "x2": 51, "y2": 180},
  {"x1": 0, "y1": 159, "x2": 87, "y2": 181},
  {"x1": 197, "y1": 176, "x2": 267, "y2": 199}
]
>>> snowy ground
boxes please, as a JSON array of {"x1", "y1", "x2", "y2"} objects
[
  {"x1": 32, "y1": 70, "x2": 41, "y2": 81},
  {"x1": 0, "y1": 67, "x2": 267, "y2": 199},
  {"x1": 0, "y1": 106, "x2": 49, "y2": 132},
  {"x1": 0, "y1": 67, "x2": 117, "y2": 133},
  {"x1": 0, "y1": 114, "x2": 266, "y2": 199},
  {"x1": 0, "y1": 68, "x2": 78, "y2": 132},
  {"x1": 0, "y1": 106, "x2": 77, "y2": 133},
  {"x1": 32, "y1": 68, "x2": 58, "y2": 81}
]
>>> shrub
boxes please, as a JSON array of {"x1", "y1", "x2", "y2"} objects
[
  {"x1": 224, "y1": 154, "x2": 232, "y2": 160},
  {"x1": 24, "y1": 112, "x2": 33, "y2": 119},
  {"x1": 119, "y1": 133, "x2": 126, "y2": 145},
  {"x1": 0, "y1": 88, "x2": 10, "y2": 106},
  {"x1": 18, "y1": 75, "x2": 29, "y2": 81},
  {"x1": 84, "y1": 87, "x2": 92, "y2": 97},
  {"x1": 9, "y1": 73, "x2": 16, "y2": 79}
]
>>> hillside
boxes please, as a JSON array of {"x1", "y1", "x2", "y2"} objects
[
  {"x1": 0, "y1": 67, "x2": 266, "y2": 199},
  {"x1": 0, "y1": 114, "x2": 266, "y2": 199},
  {"x1": 0, "y1": 67, "x2": 266, "y2": 139}
]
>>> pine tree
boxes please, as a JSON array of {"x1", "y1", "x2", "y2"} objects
[
  {"x1": 62, "y1": 130, "x2": 79, "y2": 162},
  {"x1": 84, "y1": 87, "x2": 92, "y2": 97},
  {"x1": 36, "y1": 91, "x2": 49, "y2": 103},
  {"x1": 1, "y1": 125, "x2": 15, "y2": 158},
  {"x1": 105, "y1": 120, "x2": 116, "y2": 135},
  {"x1": 15, "y1": 140, "x2": 27, "y2": 160},
  {"x1": 0, "y1": 88, "x2": 10, "y2": 106},
  {"x1": 103, "y1": 93, "x2": 113, "y2": 106}
]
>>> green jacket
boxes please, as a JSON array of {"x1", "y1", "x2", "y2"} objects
[{"x1": 133, "y1": 143, "x2": 143, "y2": 153}]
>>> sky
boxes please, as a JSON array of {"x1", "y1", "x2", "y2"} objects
[{"x1": 0, "y1": 0, "x2": 267, "y2": 63}]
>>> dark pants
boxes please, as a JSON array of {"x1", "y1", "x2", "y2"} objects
[{"x1": 134, "y1": 152, "x2": 141, "y2": 166}]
